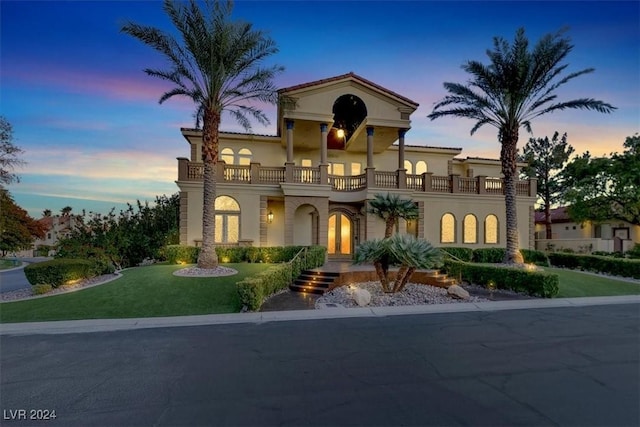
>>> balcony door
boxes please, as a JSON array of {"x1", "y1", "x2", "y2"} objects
[{"x1": 328, "y1": 212, "x2": 352, "y2": 257}]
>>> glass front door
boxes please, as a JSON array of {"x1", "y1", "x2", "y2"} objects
[{"x1": 328, "y1": 212, "x2": 352, "y2": 255}]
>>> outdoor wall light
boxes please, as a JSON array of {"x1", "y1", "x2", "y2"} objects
[
  {"x1": 267, "y1": 210, "x2": 274, "y2": 224},
  {"x1": 336, "y1": 129, "x2": 345, "y2": 139}
]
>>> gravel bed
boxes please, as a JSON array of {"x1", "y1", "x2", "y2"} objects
[
  {"x1": 316, "y1": 281, "x2": 488, "y2": 308},
  {"x1": 173, "y1": 266, "x2": 238, "y2": 277}
]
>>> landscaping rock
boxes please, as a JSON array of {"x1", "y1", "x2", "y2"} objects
[
  {"x1": 352, "y1": 288, "x2": 372, "y2": 306},
  {"x1": 447, "y1": 284, "x2": 470, "y2": 300}
]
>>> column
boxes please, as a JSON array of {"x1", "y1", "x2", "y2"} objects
[
  {"x1": 320, "y1": 123, "x2": 328, "y2": 185},
  {"x1": 285, "y1": 119, "x2": 294, "y2": 164},
  {"x1": 398, "y1": 128, "x2": 406, "y2": 170},
  {"x1": 366, "y1": 126, "x2": 374, "y2": 168},
  {"x1": 320, "y1": 123, "x2": 328, "y2": 165}
]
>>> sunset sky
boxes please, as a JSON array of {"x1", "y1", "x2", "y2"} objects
[{"x1": 2, "y1": 0, "x2": 638, "y2": 218}]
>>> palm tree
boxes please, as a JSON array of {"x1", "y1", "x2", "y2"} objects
[
  {"x1": 354, "y1": 234, "x2": 441, "y2": 293},
  {"x1": 122, "y1": 0, "x2": 283, "y2": 269},
  {"x1": 368, "y1": 193, "x2": 419, "y2": 238},
  {"x1": 60, "y1": 206, "x2": 72, "y2": 216},
  {"x1": 428, "y1": 27, "x2": 615, "y2": 264},
  {"x1": 42, "y1": 209, "x2": 52, "y2": 217}
]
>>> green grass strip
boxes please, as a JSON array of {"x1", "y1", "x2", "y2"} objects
[
  {"x1": 547, "y1": 267, "x2": 640, "y2": 298},
  {"x1": 0, "y1": 263, "x2": 271, "y2": 323}
]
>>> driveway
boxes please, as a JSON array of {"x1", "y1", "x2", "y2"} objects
[
  {"x1": 1, "y1": 303, "x2": 638, "y2": 426},
  {"x1": 0, "y1": 257, "x2": 51, "y2": 293}
]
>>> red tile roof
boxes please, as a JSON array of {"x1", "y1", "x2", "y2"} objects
[
  {"x1": 534, "y1": 207, "x2": 571, "y2": 223},
  {"x1": 278, "y1": 72, "x2": 419, "y2": 107}
]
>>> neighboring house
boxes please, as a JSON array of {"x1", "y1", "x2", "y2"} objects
[
  {"x1": 176, "y1": 73, "x2": 537, "y2": 260},
  {"x1": 534, "y1": 207, "x2": 640, "y2": 253},
  {"x1": 33, "y1": 215, "x2": 77, "y2": 252}
]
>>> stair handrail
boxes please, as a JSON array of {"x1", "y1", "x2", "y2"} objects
[{"x1": 287, "y1": 246, "x2": 309, "y2": 284}]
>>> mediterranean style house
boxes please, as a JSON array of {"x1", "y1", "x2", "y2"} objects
[
  {"x1": 534, "y1": 207, "x2": 639, "y2": 253},
  {"x1": 176, "y1": 73, "x2": 537, "y2": 259}
]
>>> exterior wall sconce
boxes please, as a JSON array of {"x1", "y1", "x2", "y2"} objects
[{"x1": 267, "y1": 210, "x2": 274, "y2": 224}]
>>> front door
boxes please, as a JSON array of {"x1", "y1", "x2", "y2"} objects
[{"x1": 328, "y1": 212, "x2": 352, "y2": 257}]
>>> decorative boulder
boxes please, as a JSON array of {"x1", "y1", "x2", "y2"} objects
[
  {"x1": 447, "y1": 284, "x2": 470, "y2": 300},
  {"x1": 352, "y1": 288, "x2": 372, "y2": 306}
]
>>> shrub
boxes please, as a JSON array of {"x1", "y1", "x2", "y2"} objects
[
  {"x1": 548, "y1": 252, "x2": 640, "y2": 279},
  {"x1": 32, "y1": 284, "x2": 53, "y2": 295},
  {"x1": 625, "y1": 243, "x2": 640, "y2": 259},
  {"x1": 443, "y1": 260, "x2": 559, "y2": 298},
  {"x1": 164, "y1": 245, "x2": 200, "y2": 264},
  {"x1": 521, "y1": 249, "x2": 550, "y2": 266},
  {"x1": 472, "y1": 248, "x2": 505, "y2": 263},
  {"x1": 55, "y1": 243, "x2": 115, "y2": 274},
  {"x1": 24, "y1": 259, "x2": 99, "y2": 288},
  {"x1": 237, "y1": 246, "x2": 326, "y2": 310},
  {"x1": 439, "y1": 247, "x2": 474, "y2": 262}
]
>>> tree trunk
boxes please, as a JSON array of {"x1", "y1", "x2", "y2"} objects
[
  {"x1": 374, "y1": 261, "x2": 390, "y2": 292},
  {"x1": 395, "y1": 266, "x2": 416, "y2": 293},
  {"x1": 384, "y1": 218, "x2": 395, "y2": 238},
  {"x1": 197, "y1": 108, "x2": 220, "y2": 269},
  {"x1": 544, "y1": 202, "x2": 552, "y2": 240},
  {"x1": 501, "y1": 127, "x2": 524, "y2": 265}
]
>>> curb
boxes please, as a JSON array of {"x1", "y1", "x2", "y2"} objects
[{"x1": 1, "y1": 295, "x2": 638, "y2": 336}]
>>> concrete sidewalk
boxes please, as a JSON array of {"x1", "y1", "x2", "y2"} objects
[{"x1": 2, "y1": 294, "x2": 639, "y2": 336}]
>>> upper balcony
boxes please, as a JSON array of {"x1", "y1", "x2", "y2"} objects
[{"x1": 177, "y1": 158, "x2": 535, "y2": 197}]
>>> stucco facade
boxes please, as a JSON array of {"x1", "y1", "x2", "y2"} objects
[{"x1": 175, "y1": 73, "x2": 536, "y2": 259}]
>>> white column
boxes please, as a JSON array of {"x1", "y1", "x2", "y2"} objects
[
  {"x1": 366, "y1": 126, "x2": 374, "y2": 168},
  {"x1": 320, "y1": 123, "x2": 328, "y2": 165},
  {"x1": 286, "y1": 119, "x2": 294, "y2": 163},
  {"x1": 398, "y1": 128, "x2": 406, "y2": 170}
]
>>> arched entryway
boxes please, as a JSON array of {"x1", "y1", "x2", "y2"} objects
[{"x1": 328, "y1": 211, "x2": 354, "y2": 258}]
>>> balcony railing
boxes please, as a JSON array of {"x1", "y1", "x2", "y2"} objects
[{"x1": 177, "y1": 158, "x2": 535, "y2": 196}]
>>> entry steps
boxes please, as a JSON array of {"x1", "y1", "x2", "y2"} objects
[{"x1": 290, "y1": 270, "x2": 340, "y2": 295}]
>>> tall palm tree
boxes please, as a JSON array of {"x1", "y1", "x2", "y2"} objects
[
  {"x1": 122, "y1": 0, "x2": 283, "y2": 269},
  {"x1": 428, "y1": 27, "x2": 615, "y2": 264},
  {"x1": 368, "y1": 193, "x2": 419, "y2": 238}
]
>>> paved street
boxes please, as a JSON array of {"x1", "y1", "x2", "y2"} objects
[
  {"x1": 1, "y1": 303, "x2": 638, "y2": 426},
  {"x1": 0, "y1": 258, "x2": 51, "y2": 293}
]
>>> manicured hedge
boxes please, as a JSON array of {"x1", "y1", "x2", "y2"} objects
[
  {"x1": 163, "y1": 245, "x2": 312, "y2": 265},
  {"x1": 469, "y1": 248, "x2": 549, "y2": 266},
  {"x1": 439, "y1": 247, "x2": 474, "y2": 262},
  {"x1": 548, "y1": 252, "x2": 640, "y2": 279},
  {"x1": 236, "y1": 246, "x2": 326, "y2": 311},
  {"x1": 444, "y1": 259, "x2": 559, "y2": 298},
  {"x1": 24, "y1": 259, "x2": 100, "y2": 288}
]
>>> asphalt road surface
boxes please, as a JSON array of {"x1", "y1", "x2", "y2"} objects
[
  {"x1": 1, "y1": 303, "x2": 639, "y2": 426},
  {"x1": 0, "y1": 258, "x2": 51, "y2": 293}
]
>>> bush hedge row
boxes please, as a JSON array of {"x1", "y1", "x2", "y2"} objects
[
  {"x1": 548, "y1": 252, "x2": 640, "y2": 279},
  {"x1": 236, "y1": 246, "x2": 326, "y2": 311},
  {"x1": 163, "y1": 245, "x2": 311, "y2": 265},
  {"x1": 443, "y1": 259, "x2": 559, "y2": 298},
  {"x1": 24, "y1": 259, "x2": 101, "y2": 288},
  {"x1": 440, "y1": 247, "x2": 549, "y2": 266}
]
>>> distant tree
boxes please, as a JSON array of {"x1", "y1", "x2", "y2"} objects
[
  {"x1": 561, "y1": 134, "x2": 640, "y2": 226},
  {"x1": 122, "y1": 0, "x2": 283, "y2": 270},
  {"x1": 428, "y1": 27, "x2": 616, "y2": 264},
  {"x1": 42, "y1": 209, "x2": 52, "y2": 217},
  {"x1": 60, "y1": 206, "x2": 73, "y2": 216},
  {"x1": 519, "y1": 132, "x2": 574, "y2": 239},
  {"x1": 0, "y1": 116, "x2": 25, "y2": 187},
  {"x1": 0, "y1": 190, "x2": 46, "y2": 255},
  {"x1": 57, "y1": 193, "x2": 180, "y2": 268}
]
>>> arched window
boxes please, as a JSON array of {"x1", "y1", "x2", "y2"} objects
[
  {"x1": 221, "y1": 148, "x2": 234, "y2": 165},
  {"x1": 237, "y1": 148, "x2": 252, "y2": 165},
  {"x1": 440, "y1": 213, "x2": 456, "y2": 243},
  {"x1": 463, "y1": 214, "x2": 478, "y2": 243},
  {"x1": 415, "y1": 161, "x2": 428, "y2": 175},
  {"x1": 485, "y1": 214, "x2": 499, "y2": 244},
  {"x1": 214, "y1": 196, "x2": 240, "y2": 243},
  {"x1": 404, "y1": 160, "x2": 413, "y2": 174}
]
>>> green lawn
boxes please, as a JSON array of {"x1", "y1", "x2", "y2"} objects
[
  {"x1": 546, "y1": 267, "x2": 640, "y2": 298},
  {"x1": 0, "y1": 263, "x2": 271, "y2": 323}
]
